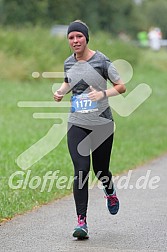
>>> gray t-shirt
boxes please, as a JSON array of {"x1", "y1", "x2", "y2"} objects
[{"x1": 64, "y1": 50, "x2": 120, "y2": 126}]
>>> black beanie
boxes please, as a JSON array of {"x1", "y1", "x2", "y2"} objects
[{"x1": 67, "y1": 21, "x2": 89, "y2": 43}]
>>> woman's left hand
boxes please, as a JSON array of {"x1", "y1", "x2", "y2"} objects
[{"x1": 88, "y1": 86, "x2": 104, "y2": 101}]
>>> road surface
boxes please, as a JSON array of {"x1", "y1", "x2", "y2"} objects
[{"x1": 0, "y1": 154, "x2": 167, "y2": 252}]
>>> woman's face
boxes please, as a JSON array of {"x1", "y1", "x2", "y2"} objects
[{"x1": 68, "y1": 31, "x2": 87, "y2": 53}]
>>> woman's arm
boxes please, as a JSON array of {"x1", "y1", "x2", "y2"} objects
[
  {"x1": 105, "y1": 79, "x2": 126, "y2": 97},
  {"x1": 88, "y1": 80, "x2": 126, "y2": 101},
  {"x1": 53, "y1": 82, "x2": 70, "y2": 102}
]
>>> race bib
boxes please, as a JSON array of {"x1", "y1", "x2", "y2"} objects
[{"x1": 71, "y1": 94, "x2": 98, "y2": 113}]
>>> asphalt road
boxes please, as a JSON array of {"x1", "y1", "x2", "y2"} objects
[{"x1": 0, "y1": 154, "x2": 167, "y2": 252}]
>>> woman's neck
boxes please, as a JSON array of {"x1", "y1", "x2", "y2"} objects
[{"x1": 75, "y1": 48, "x2": 95, "y2": 61}]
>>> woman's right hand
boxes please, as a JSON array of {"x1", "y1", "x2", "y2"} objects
[{"x1": 53, "y1": 90, "x2": 64, "y2": 102}]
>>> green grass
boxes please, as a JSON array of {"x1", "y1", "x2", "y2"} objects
[
  {"x1": 111, "y1": 50, "x2": 167, "y2": 173},
  {"x1": 0, "y1": 27, "x2": 167, "y2": 222},
  {"x1": 0, "y1": 80, "x2": 74, "y2": 221}
]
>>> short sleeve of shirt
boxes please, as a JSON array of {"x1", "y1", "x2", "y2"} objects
[
  {"x1": 104, "y1": 58, "x2": 121, "y2": 84},
  {"x1": 64, "y1": 63, "x2": 69, "y2": 83}
]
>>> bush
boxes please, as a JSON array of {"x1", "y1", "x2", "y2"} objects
[
  {"x1": 0, "y1": 27, "x2": 140, "y2": 81},
  {"x1": 90, "y1": 31, "x2": 140, "y2": 66}
]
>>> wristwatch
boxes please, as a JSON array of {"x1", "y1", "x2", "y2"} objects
[{"x1": 102, "y1": 90, "x2": 107, "y2": 98}]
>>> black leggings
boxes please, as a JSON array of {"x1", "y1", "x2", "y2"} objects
[{"x1": 67, "y1": 122, "x2": 114, "y2": 218}]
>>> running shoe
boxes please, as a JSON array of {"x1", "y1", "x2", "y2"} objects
[
  {"x1": 73, "y1": 215, "x2": 89, "y2": 239},
  {"x1": 104, "y1": 187, "x2": 119, "y2": 215}
]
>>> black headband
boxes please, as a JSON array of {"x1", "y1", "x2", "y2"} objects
[{"x1": 67, "y1": 22, "x2": 89, "y2": 43}]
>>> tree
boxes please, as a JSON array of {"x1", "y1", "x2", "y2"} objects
[
  {"x1": 0, "y1": 0, "x2": 167, "y2": 38},
  {"x1": 0, "y1": 0, "x2": 48, "y2": 25},
  {"x1": 143, "y1": 0, "x2": 167, "y2": 38}
]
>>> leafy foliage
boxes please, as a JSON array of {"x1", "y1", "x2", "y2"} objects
[{"x1": 0, "y1": 0, "x2": 166, "y2": 37}]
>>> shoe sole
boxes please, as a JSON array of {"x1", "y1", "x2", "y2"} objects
[{"x1": 73, "y1": 228, "x2": 89, "y2": 239}]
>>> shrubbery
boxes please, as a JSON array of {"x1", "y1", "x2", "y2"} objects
[{"x1": 0, "y1": 26, "x2": 140, "y2": 81}]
